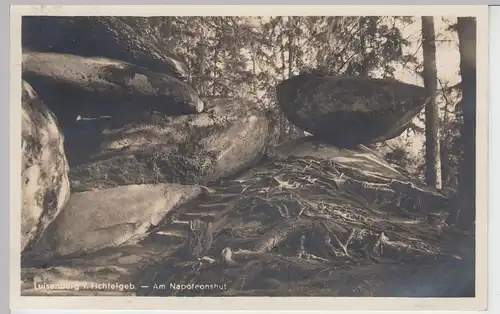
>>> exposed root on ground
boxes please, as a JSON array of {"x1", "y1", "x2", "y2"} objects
[{"x1": 22, "y1": 155, "x2": 473, "y2": 297}]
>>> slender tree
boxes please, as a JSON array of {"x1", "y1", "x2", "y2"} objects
[
  {"x1": 456, "y1": 17, "x2": 477, "y2": 228},
  {"x1": 439, "y1": 81, "x2": 451, "y2": 188},
  {"x1": 164, "y1": 17, "x2": 173, "y2": 38},
  {"x1": 287, "y1": 17, "x2": 294, "y2": 79},
  {"x1": 358, "y1": 17, "x2": 371, "y2": 77},
  {"x1": 421, "y1": 16, "x2": 442, "y2": 189}
]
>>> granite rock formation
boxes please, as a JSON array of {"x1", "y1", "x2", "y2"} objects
[
  {"x1": 21, "y1": 81, "x2": 70, "y2": 252},
  {"x1": 276, "y1": 73, "x2": 429, "y2": 147},
  {"x1": 22, "y1": 16, "x2": 188, "y2": 81},
  {"x1": 22, "y1": 52, "x2": 204, "y2": 128},
  {"x1": 32, "y1": 183, "x2": 202, "y2": 257},
  {"x1": 68, "y1": 97, "x2": 271, "y2": 191}
]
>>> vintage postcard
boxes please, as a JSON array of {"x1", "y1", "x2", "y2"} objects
[{"x1": 10, "y1": 4, "x2": 488, "y2": 311}]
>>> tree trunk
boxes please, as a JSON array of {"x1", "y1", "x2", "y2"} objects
[
  {"x1": 187, "y1": 59, "x2": 192, "y2": 86},
  {"x1": 421, "y1": 16, "x2": 442, "y2": 189},
  {"x1": 212, "y1": 40, "x2": 219, "y2": 96},
  {"x1": 281, "y1": 33, "x2": 286, "y2": 80},
  {"x1": 439, "y1": 138, "x2": 449, "y2": 187},
  {"x1": 197, "y1": 42, "x2": 206, "y2": 96},
  {"x1": 440, "y1": 90, "x2": 451, "y2": 188},
  {"x1": 359, "y1": 17, "x2": 370, "y2": 77},
  {"x1": 287, "y1": 17, "x2": 294, "y2": 79},
  {"x1": 287, "y1": 17, "x2": 301, "y2": 138},
  {"x1": 252, "y1": 48, "x2": 256, "y2": 76},
  {"x1": 251, "y1": 47, "x2": 257, "y2": 97},
  {"x1": 164, "y1": 17, "x2": 173, "y2": 38},
  {"x1": 456, "y1": 17, "x2": 477, "y2": 229},
  {"x1": 279, "y1": 31, "x2": 287, "y2": 141}
]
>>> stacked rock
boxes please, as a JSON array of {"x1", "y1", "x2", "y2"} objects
[{"x1": 21, "y1": 17, "x2": 271, "y2": 257}]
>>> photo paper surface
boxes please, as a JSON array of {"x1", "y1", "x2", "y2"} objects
[{"x1": 10, "y1": 5, "x2": 489, "y2": 311}]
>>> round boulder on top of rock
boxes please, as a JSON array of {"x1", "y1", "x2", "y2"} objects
[
  {"x1": 21, "y1": 80, "x2": 70, "y2": 252},
  {"x1": 68, "y1": 97, "x2": 271, "y2": 192},
  {"x1": 22, "y1": 16, "x2": 188, "y2": 81},
  {"x1": 276, "y1": 73, "x2": 429, "y2": 147},
  {"x1": 22, "y1": 52, "x2": 204, "y2": 128}
]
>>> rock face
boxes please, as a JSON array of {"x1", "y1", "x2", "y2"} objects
[
  {"x1": 276, "y1": 74, "x2": 429, "y2": 147},
  {"x1": 32, "y1": 183, "x2": 202, "y2": 257},
  {"x1": 21, "y1": 81, "x2": 70, "y2": 252},
  {"x1": 68, "y1": 97, "x2": 271, "y2": 191},
  {"x1": 22, "y1": 52, "x2": 204, "y2": 127},
  {"x1": 22, "y1": 16, "x2": 188, "y2": 81}
]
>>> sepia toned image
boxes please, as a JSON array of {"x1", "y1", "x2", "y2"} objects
[{"x1": 11, "y1": 5, "x2": 488, "y2": 311}]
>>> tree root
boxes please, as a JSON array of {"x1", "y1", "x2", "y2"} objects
[
  {"x1": 250, "y1": 219, "x2": 313, "y2": 253},
  {"x1": 331, "y1": 228, "x2": 357, "y2": 256},
  {"x1": 296, "y1": 234, "x2": 330, "y2": 262},
  {"x1": 360, "y1": 232, "x2": 409, "y2": 264}
]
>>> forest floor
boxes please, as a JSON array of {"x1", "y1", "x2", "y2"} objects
[{"x1": 21, "y1": 151, "x2": 476, "y2": 297}]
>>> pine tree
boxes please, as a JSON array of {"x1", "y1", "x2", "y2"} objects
[
  {"x1": 421, "y1": 16, "x2": 442, "y2": 189},
  {"x1": 456, "y1": 17, "x2": 476, "y2": 229}
]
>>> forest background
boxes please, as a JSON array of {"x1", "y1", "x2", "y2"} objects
[{"x1": 118, "y1": 15, "x2": 473, "y2": 197}]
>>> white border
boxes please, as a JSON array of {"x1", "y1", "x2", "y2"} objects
[{"x1": 10, "y1": 4, "x2": 491, "y2": 312}]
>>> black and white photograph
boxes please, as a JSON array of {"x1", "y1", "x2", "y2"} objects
[{"x1": 12, "y1": 5, "x2": 488, "y2": 311}]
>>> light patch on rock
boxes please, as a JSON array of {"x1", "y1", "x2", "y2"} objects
[
  {"x1": 351, "y1": 153, "x2": 402, "y2": 176},
  {"x1": 168, "y1": 58, "x2": 188, "y2": 77},
  {"x1": 268, "y1": 137, "x2": 408, "y2": 181},
  {"x1": 126, "y1": 73, "x2": 155, "y2": 94},
  {"x1": 33, "y1": 183, "x2": 201, "y2": 256},
  {"x1": 21, "y1": 81, "x2": 70, "y2": 251}
]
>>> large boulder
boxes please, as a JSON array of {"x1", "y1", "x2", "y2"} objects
[
  {"x1": 68, "y1": 97, "x2": 271, "y2": 191},
  {"x1": 32, "y1": 183, "x2": 202, "y2": 257},
  {"x1": 22, "y1": 52, "x2": 204, "y2": 128},
  {"x1": 22, "y1": 16, "x2": 188, "y2": 81},
  {"x1": 276, "y1": 74, "x2": 429, "y2": 147},
  {"x1": 21, "y1": 81, "x2": 70, "y2": 252}
]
